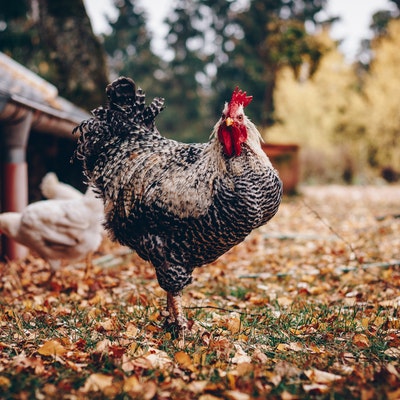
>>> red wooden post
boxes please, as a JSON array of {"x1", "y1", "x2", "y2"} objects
[{"x1": 1, "y1": 110, "x2": 32, "y2": 260}]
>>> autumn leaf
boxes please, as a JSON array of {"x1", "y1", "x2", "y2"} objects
[
  {"x1": 304, "y1": 369, "x2": 343, "y2": 384},
  {"x1": 38, "y1": 340, "x2": 67, "y2": 357},
  {"x1": 303, "y1": 383, "x2": 330, "y2": 394},
  {"x1": 231, "y1": 344, "x2": 251, "y2": 364},
  {"x1": 0, "y1": 376, "x2": 11, "y2": 389},
  {"x1": 353, "y1": 333, "x2": 370, "y2": 348},
  {"x1": 1, "y1": 185, "x2": 400, "y2": 399},
  {"x1": 175, "y1": 351, "x2": 197, "y2": 372},
  {"x1": 224, "y1": 390, "x2": 251, "y2": 400},
  {"x1": 82, "y1": 373, "x2": 114, "y2": 393}
]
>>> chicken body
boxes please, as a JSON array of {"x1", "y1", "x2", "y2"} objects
[
  {"x1": 74, "y1": 77, "x2": 282, "y2": 330},
  {"x1": 0, "y1": 189, "x2": 103, "y2": 271}
]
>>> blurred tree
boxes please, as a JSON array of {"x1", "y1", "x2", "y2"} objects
[
  {"x1": 0, "y1": 0, "x2": 43, "y2": 69},
  {"x1": 103, "y1": 0, "x2": 209, "y2": 141},
  {"x1": 267, "y1": 28, "x2": 365, "y2": 183},
  {"x1": 103, "y1": 0, "x2": 160, "y2": 93},
  {"x1": 362, "y1": 19, "x2": 400, "y2": 174},
  {"x1": 158, "y1": 0, "x2": 329, "y2": 140},
  {"x1": 36, "y1": 0, "x2": 108, "y2": 108},
  {"x1": 0, "y1": 0, "x2": 108, "y2": 109},
  {"x1": 210, "y1": 0, "x2": 328, "y2": 127},
  {"x1": 161, "y1": 0, "x2": 213, "y2": 141}
]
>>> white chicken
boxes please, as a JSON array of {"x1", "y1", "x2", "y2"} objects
[
  {"x1": 40, "y1": 172, "x2": 84, "y2": 200},
  {"x1": 0, "y1": 188, "x2": 104, "y2": 274}
]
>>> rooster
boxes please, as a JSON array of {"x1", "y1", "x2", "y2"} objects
[{"x1": 74, "y1": 77, "x2": 282, "y2": 331}]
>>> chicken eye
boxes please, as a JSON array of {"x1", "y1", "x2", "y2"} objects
[{"x1": 237, "y1": 115, "x2": 243, "y2": 121}]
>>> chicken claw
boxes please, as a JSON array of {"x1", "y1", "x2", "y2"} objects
[{"x1": 166, "y1": 292, "x2": 188, "y2": 332}]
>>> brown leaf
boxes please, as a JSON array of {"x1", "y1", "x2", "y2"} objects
[
  {"x1": 123, "y1": 375, "x2": 140, "y2": 392},
  {"x1": 0, "y1": 376, "x2": 11, "y2": 389},
  {"x1": 353, "y1": 333, "x2": 370, "y2": 348},
  {"x1": 82, "y1": 373, "x2": 114, "y2": 393},
  {"x1": 303, "y1": 383, "x2": 330, "y2": 394},
  {"x1": 38, "y1": 340, "x2": 67, "y2": 357},
  {"x1": 304, "y1": 369, "x2": 342, "y2": 384},
  {"x1": 175, "y1": 351, "x2": 196, "y2": 372},
  {"x1": 224, "y1": 390, "x2": 251, "y2": 400}
]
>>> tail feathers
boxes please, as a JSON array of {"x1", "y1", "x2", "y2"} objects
[
  {"x1": 40, "y1": 172, "x2": 83, "y2": 200},
  {"x1": 106, "y1": 76, "x2": 164, "y2": 128},
  {"x1": 106, "y1": 77, "x2": 137, "y2": 111}
]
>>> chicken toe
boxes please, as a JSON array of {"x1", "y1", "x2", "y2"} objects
[{"x1": 166, "y1": 292, "x2": 188, "y2": 331}]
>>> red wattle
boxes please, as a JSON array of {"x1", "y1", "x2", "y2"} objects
[{"x1": 218, "y1": 124, "x2": 247, "y2": 157}]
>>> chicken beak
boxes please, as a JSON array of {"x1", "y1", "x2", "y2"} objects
[{"x1": 225, "y1": 117, "x2": 233, "y2": 127}]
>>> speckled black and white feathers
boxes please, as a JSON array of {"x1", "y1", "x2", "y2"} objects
[{"x1": 74, "y1": 77, "x2": 282, "y2": 295}]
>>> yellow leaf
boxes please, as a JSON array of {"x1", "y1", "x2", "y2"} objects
[
  {"x1": 235, "y1": 362, "x2": 253, "y2": 376},
  {"x1": 276, "y1": 343, "x2": 289, "y2": 351},
  {"x1": 97, "y1": 318, "x2": 118, "y2": 331},
  {"x1": 38, "y1": 340, "x2": 67, "y2": 357},
  {"x1": 123, "y1": 375, "x2": 140, "y2": 392},
  {"x1": 373, "y1": 316, "x2": 386, "y2": 327},
  {"x1": 0, "y1": 376, "x2": 11, "y2": 388},
  {"x1": 361, "y1": 317, "x2": 370, "y2": 329},
  {"x1": 175, "y1": 351, "x2": 196, "y2": 371},
  {"x1": 353, "y1": 333, "x2": 370, "y2": 348}
]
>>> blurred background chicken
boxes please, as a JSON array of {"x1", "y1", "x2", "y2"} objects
[
  {"x1": 0, "y1": 186, "x2": 104, "y2": 276},
  {"x1": 74, "y1": 77, "x2": 282, "y2": 331},
  {"x1": 40, "y1": 172, "x2": 84, "y2": 200}
]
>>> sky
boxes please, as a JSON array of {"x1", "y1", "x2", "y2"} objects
[{"x1": 83, "y1": 0, "x2": 394, "y2": 63}]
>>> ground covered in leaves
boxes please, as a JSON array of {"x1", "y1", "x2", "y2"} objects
[{"x1": 0, "y1": 185, "x2": 400, "y2": 399}]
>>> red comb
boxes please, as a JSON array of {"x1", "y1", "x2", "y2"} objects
[{"x1": 229, "y1": 87, "x2": 253, "y2": 108}]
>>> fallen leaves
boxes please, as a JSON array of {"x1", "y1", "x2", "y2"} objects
[{"x1": 0, "y1": 185, "x2": 400, "y2": 398}]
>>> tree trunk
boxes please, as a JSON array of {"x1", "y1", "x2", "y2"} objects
[{"x1": 36, "y1": 0, "x2": 108, "y2": 109}]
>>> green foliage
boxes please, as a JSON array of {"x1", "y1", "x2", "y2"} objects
[
  {"x1": 103, "y1": 0, "x2": 158, "y2": 89},
  {"x1": 211, "y1": 0, "x2": 328, "y2": 126},
  {"x1": 0, "y1": 0, "x2": 43, "y2": 71},
  {"x1": 0, "y1": 0, "x2": 108, "y2": 109},
  {"x1": 104, "y1": 0, "x2": 328, "y2": 141}
]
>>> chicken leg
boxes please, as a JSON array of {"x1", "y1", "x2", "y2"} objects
[{"x1": 166, "y1": 292, "x2": 188, "y2": 331}]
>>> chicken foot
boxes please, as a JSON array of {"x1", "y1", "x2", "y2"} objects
[{"x1": 166, "y1": 292, "x2": 188, "y2": 331}]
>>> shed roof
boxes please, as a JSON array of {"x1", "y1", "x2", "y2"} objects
[{"x1": 0, "y1": 52, "x2": 90, "y2": 138}]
